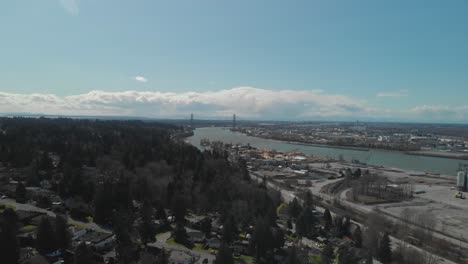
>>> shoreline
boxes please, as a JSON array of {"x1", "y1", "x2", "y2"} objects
[
  {"x1": 406, "y1": 151, "x2": 468, "y2": 161},
  {"x1": 234, "y1": 129, "x2": 468, "y2": 161},
  {"x1": 284, "y1": 141, "x2": 369, "y2": 151},
  {"x1": 188, "y1": 127, "x2": 468, "y2": 177}
]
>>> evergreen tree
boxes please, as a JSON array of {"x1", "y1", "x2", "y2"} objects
[
  {"x1": 156, "y1": 205, "x2": 167, "y2": 220},
  {"x1": 156, "y1": 248, "x2": 168, "y2": 264},
  {"x1": 114, "y1": 209, "x2": 136, "y2": 264},
  {"x1": 36, "y1": 217, "x2": 57, "y2": 254},
  {"x1": 323, "y1": 209, "x2": 332, "y2": 231},
  {"x1": 304, "y1": 190, "x2": 314, "y2": 208},
  {"x1": 139, "y1": 200, "x2": 156, "y2": 245},
  {"x1": 173, "y1": 195, "x2": 186, "y2": 224},
  {"x1": 55, "y1": 215, "x2": 71, "y2": 250},
  {"x1": 272, "y1": 227, "x2": 285, "y2": 249},
  {"x1": 337, "y1": 244, "x2": 356, "y2": 264},
  {"x1": 174, "y1": 223, "x2": 188, "y2": 245},
  {"x1": 353, "y1": 226, "x2": 362, "y2": 248},
  {"x1": 321, "y1": 243, "x2": 334, "y2": 264},
  {"x1": 288, "y1": 198, "x2": 302, "y2": 219},
  {"x1": 378, "y1": 232, "x2": 392, "y2": 264},
  {"x1": 222, "y1": 214, "x2": 237, "y2": 244},
  {"x1": 15, "y1": 181, "x2": 27, "y2": 203},
  {"x1": 39, "y1": 151, "x2": 54, "y2": 171},
  {"x1": 251, "y1": 216, "x2": 274, "y2": 260},
  {"x1": 74, "y1": 242, "x2": 93, "y2": 264},
  {"x1": 296, "y1": 206, "x2": 315, "y2": 237},
  {"x1": 215, "y1": 243, "x2": 234, "y2": 264},
  {"x1": 0, "y1": 209, "x2": 19, "y2": 264},
  {"x1": 287, "y1": 245, "x2": 299, "y2": 264},
  {"x1": 200, "y1": 217, "x2": 212, "y2": 236}
]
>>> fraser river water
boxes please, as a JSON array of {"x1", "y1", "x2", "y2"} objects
[{"x1": 187, "y1": 127, "x2": 468, "y2": 176}]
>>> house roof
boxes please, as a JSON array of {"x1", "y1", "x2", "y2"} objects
[
  {"x1": 76, "y1": 231, "x2": 113, "y2": 244},
  {"x1": 169, "y1": 250, "x2": 192, "y2": 264},
  {"x1": 16, "y1": 210, "x2": 46, "y2": 223}
]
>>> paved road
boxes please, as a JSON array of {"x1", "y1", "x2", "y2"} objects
[
  {"x1": 0, "y1": 198, "x2": 111, "y2": 233},
  {"x1": 149, "y1": 232, "x2": 216, "y2": 264},
  {"x1": 249, "y1": 171, "x2": 458, "y2": 264},
  {"x1": 2, "y1": 198, "x2": 219, "y2": 263}
]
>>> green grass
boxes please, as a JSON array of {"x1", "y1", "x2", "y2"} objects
[
  {"x1": 235, "y1": 255, "x2": 254, "y2": 264},
  {"x1": 166, "y1": 238, "x2": 185, "y2": 247},
  {"x1": 0, "y1": 202, "x2": 16, "y2": 213},
  {"x1": 286, "y1": 233, "x2": 297, "y2": 242},
  {"x1": 19, "y1": 225, "x2": 37, "y2": 233},
  {"x1": 70, "y1": 222, "x2": 87, "y2": 229},
  {"x1": 309, "y1": 255, "x2": 322, "y2": 264},
  {"x1": 193, "y1": 243, "x2": 210, "y2": 253},
  {"x1": 276, "y1": 202, "x2": 288, "y2": 215}
]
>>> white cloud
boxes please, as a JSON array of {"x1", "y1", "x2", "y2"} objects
[
  {"x1": 376, "y1": 90, "x2": 409, "y2": 98},
  {"x1": 134, "y1": 76, "x2": 148, "y2": 83},
  {"x1": 59, "y1": 0, "x2": 80, "y2": 15},
  {"x1": 0, "y1": 87, "x2": 466, "y2": 122}
]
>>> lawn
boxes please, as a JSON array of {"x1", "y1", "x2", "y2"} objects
[
  {"x1": 286, "y1": 233, "x2": 297, "y2": 242},
  {"x1": 276, "y1": 202, "x2": 288, "y2": 215},
  {"x1": 19, "y1": 225, "x2": 37, "y2": 233},
  {"x1": 0, "y1": 202, "x2": 16, "y2": 213},
  {"x1": 166, "y1": 237, "x2": 184, "y2": 247},
  {"x1": 70, "y1": 222, "x2": 87, "y2": 229},
  {"x1": 235, "y1": 255, "x2": 254, "y2": 264},
  {"x1": 309, "y1": 255, "x2": 322, "y2": 264},
  {"x1": 193, "y1": 243, "x2": 211, "y2": 253}
]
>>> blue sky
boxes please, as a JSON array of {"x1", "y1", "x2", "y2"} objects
[{"x1": 0, "y1": 0, "x2": 467, "y2": 122}]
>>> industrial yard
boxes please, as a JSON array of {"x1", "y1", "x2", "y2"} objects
[{"x1": 202, "y1": 139, "x2": 468, "y2": 262}]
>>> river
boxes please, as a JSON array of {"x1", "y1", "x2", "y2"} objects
[{"x1": 186, "y1": 127, "x2": 468, "y2": 176}]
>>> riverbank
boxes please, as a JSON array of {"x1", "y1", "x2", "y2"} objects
[
  {"x1": 285, "y1": 141, "x2": 369, "y2": 151},
  {"x1": 236, "y1": 129, "x2": 468, "y2": 163},
  {"x1": 187, "y1": 127, "x2": 468, "y2": 176},
  {"x1": 406, "y1": 150, "x2": 468, "y2": 160}
]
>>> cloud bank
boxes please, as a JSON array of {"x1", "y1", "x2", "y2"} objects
[{"x1": 0, "y1": 87, "x2": 466, "y2": 122}]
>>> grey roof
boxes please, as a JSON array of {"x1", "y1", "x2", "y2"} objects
[{"x1": 76, "y1": 231, "x2": 113, "y2": 244}]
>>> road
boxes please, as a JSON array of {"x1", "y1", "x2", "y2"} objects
[
  {"x1": 149, "y1": 232, "x2": 216, "y2": 264},
  {"x1": 2, "y1": 198, "x2": 218, "y2": 263},
  {"x1": 249, "y1": 171, "x2": 458, "y2": 264},
  {"x1": 0, "y1": 198, "x2": 111, "y2": 233}
]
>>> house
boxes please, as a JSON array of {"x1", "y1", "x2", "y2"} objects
[
  {"x1": 30, "y1": 215, "x2": 56, "y2": 227},
  {"x1": 187, "y1": 230, "x2": 206, "y2": 243},
  {"x1": 138, "y1": 246, "x2": 163, "y2": 264},
  {"x1": 16, "y1": 210, "x2": 46, "y2": 225},
  {"x1": 168, "y1": 250, "x2": 195, "y2": 264},
  {"x1": 232, "y1": 240, "x2": 249, "y2": 255},
  {"x1": 205, "y1": 238, "x2": 221, "y2": 250},
  {"x1": 186, "y1": 214, "x2": 209, "y2": 230},
  {"x1": 70, "y1": 226, "x2": 87, "y2": 240},
  {"x1": 75, "y1": 230, "x2": 115, "y2": 251},
  {"x1": 27, "y1": 255, "x2": 49, "y2": 264},
  {"x1": 19, "y1": 247, "x2": 36, "y2": 263}
]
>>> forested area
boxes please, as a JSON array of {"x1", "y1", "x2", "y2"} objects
[{"x1": 0, "y1": 118, "x2": 283, "y2": 264}]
